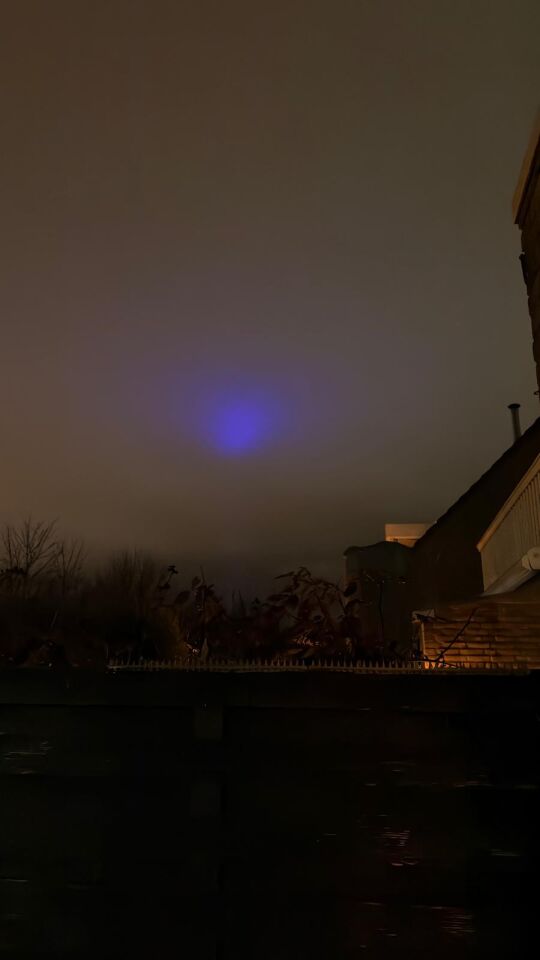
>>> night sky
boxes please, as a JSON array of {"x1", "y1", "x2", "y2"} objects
[{"x1": 2, "y1": 1, "x2": 540, "y2": 594}]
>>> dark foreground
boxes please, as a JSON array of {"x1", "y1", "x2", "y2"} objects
[{"x1": 1, "y1": 668, "x2": 539, "y2": 958}]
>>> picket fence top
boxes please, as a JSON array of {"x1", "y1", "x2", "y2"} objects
[{"x1": 107, "y1": 657, "x2": 531, "y2": 675}]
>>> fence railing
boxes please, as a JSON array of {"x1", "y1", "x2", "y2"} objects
[
  {"x1": 107, "y1": 657, "x2": 529, "y2": 674},
  {"x1": 478, "y1": 453, "x2": 540, "y2": 593}
]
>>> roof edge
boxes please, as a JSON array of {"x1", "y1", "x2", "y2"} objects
[
  {"x1": 413, "y1": 417, "x2": 540, "y2": 550},
  {"x1": 513, "y1": 110, "x2": 540, "y2": 225}
]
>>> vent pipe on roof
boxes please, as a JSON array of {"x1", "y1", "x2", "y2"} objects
[{"x1": 508, "y1": 403, "x2": 522, "y2": 443}]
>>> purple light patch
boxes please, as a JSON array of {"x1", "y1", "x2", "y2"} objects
[
  {"x1": 212, "y1": 398, "x2": 273, "y2": 454},
  {"x1": 160, "y1": 366, "x2": 311, "y2": 458}
]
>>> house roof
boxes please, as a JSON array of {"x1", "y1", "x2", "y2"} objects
[
  {"x1": 343, "y1": 540, "x2": 411, "y2": 557},
  {"x1": 513, "y1": 111, "x2": 540, "y2": 226},
  {"x1": 416, "y1": 573, "x2": 540, "y2": 617},
  {"x1": 413, "y1": 417, "x2": 540, "y2": 549}
]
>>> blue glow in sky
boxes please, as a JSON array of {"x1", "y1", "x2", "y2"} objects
[
  {"x1": 160, "y1": 366, "x2": 304, "y2": 458},
  {"x1": 212, "y1": 398, "x2": 273, "y2": 454}
]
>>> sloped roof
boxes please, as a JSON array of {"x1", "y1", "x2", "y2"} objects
[
  {"x1": 413, "y1": 417, "x2": 540, "y2": 549},
  {"x1": 419, "y1": 573, "x2": 540, "y2": 616},
  {"x1": 343, "y1": 540, "x2": 410, "y2": 556},
  {"x1": 513, "y1": 111, "x2": 540, "y2": 226}
]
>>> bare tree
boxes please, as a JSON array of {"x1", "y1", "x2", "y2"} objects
[
  {"x1": 53, "y1": 538, "x2": 85, "y2": 598},
  {"x1": 96, "y1": 551, "x2": 161, "y2": 616},
  {"x1": 1, "y1": 518, "x2": 58, "y2": 596}
]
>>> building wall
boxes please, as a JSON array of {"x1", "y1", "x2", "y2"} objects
[
  {"x1": 417, "y1": 577, "x2": 540, "y2": 667},
  {"x1": 514, "y1": 119, "x2": 540, "y2": 396}
]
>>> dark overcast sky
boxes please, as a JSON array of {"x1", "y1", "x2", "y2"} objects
[{"x1": 1, "y1": 0, "x2": 539, "y2": 592}]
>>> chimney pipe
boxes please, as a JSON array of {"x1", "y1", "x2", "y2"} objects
[{"x1": 508, "y1": 403, "x2": 522, "y2": 442}]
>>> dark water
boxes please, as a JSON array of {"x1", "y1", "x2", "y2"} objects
[{"x1": 0, "y1": 670, "x2": 538, "y2": 957}]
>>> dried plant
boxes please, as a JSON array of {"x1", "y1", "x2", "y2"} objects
[{"x1": 1, "y1": 522, "x2": 412, "y2": 667}]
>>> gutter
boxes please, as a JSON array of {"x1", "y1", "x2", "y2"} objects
[{"x1": 481, "y1": 547, "x2": 540, "y2": 596}]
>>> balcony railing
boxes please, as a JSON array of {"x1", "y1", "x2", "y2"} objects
[{"x1": 477, "y1": 454, "x2": 540, "y2": 594}]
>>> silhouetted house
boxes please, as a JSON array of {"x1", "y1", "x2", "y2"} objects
[
  {"x1": 415, "y1": 449, "x2": 540, "y2": 666},
  {"x1": 345, "y1": 118, "x2": 540, "y2": 664},
  {"x1": 408, "y1": 417, "x2": 540, "y2": 613},
  {"x1": 345, "y1": 420, "x2": 540, "y2": 656},
  {"x1": 514, "y1": 112, "x2": 540, "y2": 397},
  {"x1": 412, "y1": 116, "x2": 540, "y2": 667},
  {"x1": 411, "y1": 108, "x2": 540, "y2": 631}
]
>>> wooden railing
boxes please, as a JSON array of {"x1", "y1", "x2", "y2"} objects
[{"x1": 477, "y1": 454, "x2": 540, "y2": 593}]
